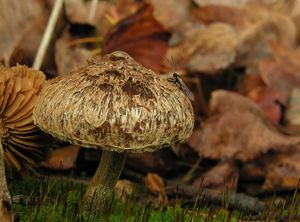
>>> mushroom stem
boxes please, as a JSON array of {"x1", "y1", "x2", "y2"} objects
[
  {"x1": 0, "y1": 140, "x2": 12, "y2": 221},
  {"x1": 81, "y1": 150, "x2": 126, "y2": 212}
]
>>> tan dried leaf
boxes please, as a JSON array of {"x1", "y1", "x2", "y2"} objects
[
  {"x1": 194, "y1": 0, "x2": 296, "y2": 11},
  {"x1": 189, "y1": 90, "x2": 300, "y2": 161},
  {"x1": 0, "y1": 200, "x2": 13, "y2": 222},
  {"x1": 114, "y1": 179, "x2": 135, "y2": 202},
  {"x1": 0, "y1": 0, "x2": 59, "y2": 70},
  {"x1": 173, "y1": 4, "x2": 296, "y2": 73},
  {"x1": 144, "y1": 172, "x2": 168, "y2": 205},
  {"x1": 65, "y1": 0, "x2": 109, "y2": 25},
  {"x1": 258, "y1": 42, "x2": 300, "y2": 92},
  {"x1": 237, "y1": 73, "x2": 284, "y2": 124},
  {"x1": 192, "y1": 160, "x2": 239, "y2": 191},
  {"x1": 145, "y1": 172, "x2": 165, "y2": 194},
  {"x1": 167, "y1": 23, "x2": 239, "y2": 74},
  {"x1": 193, "y1": 0, "x2": 248, "y2": 8},
  {"x1": 55, "y1": 34, "x2": 95, "y2": 75},
  {"x1": 127, "y1": 150, "x2": 177, "y2": 175},
  {"x1": 64, "y1": 0, "x2": 141, "y2": 36},
  {"x1": 285, "y1": 88, "x2": 300, "y2": 133},
  {"x1": 147, "y1": 0, "x2": 190, "y2": 29},
  {"x1": 262, "y1": 148, "x2": 300, "y2": 190},
  {"x1": 240, "y1": 145, "x2": 300, "y2": 192},
  {"x1": 40, "y1": 145, "x2": 80, "y2": 170}
]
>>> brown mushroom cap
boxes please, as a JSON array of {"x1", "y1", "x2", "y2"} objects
[{"x1": 33, "y1": 51, "x2": 194, "y2": 152}]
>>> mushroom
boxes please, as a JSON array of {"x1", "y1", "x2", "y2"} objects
[
  {"x1": 0, "y1": 65, "x2": 46, "y2": 170},
  {"x1": 33, "y1": 51, "x2": 194, "y2": 211},
  {"x1": 0, "y1": 65, "x2": 45, "y2": 221}
]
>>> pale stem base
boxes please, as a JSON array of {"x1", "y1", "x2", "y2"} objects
[
  {"x1": 0, "y1": 140, "x2": 12, "y2": 221},
  {"x1": 81, "y1": 150, "x2": 126, "y2": 212}
]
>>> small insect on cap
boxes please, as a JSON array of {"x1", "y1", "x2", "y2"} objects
[{"x1": 33, "y1": 51, "x2": 194, "y2": 152}]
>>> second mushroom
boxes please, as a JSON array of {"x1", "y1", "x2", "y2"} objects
[{"x1": 33, "y1": 51, "x2": 194, "y2": 211}]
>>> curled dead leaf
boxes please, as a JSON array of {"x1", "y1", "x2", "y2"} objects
[
  {"x1": 192, "y1": 5, "x2": 250, "y2": 29},
  {"x1": 192, "y1": 160, "x2": 239, "y2": 192},
  {"x1": 0, "y1": 0, "x2": 61, "y2": 71},
  {"x1": 144, "y1": 172, "x2": 168, "y2": 205},
  {"x1": 126, "y1": 149, "x2": 177, "y2": 176},
  {"x1": 40, "y1": 145, "x2": 80, "y2": 170},
  {"x1": 194, "y1": 0, "x2": 296, "y2": 12},
  {"x1": 102, "y1": 3, "x2": 171, "y2": 72},
  {"x1": 193, "y1": 0, "x2": 247, "y2": 8},
  {"x1": 64, "y1": 0, "x2": 109, "y2": 25},
  {"x1": 237, "y1": 73, "x2": 284, "y2": 124},
  {"x1": 285, "y1": 88, "x2": 300, "y2": 132},
  {"x1": 167, "y1": 23, "x2": 239, "y2": 74},
  {"x1": 114, "y1": 179, "x2": 135, "y2": 202},
  {"x1": 258, "y1": 42, "x2": 300, "y2": 93},
  {"x1": 189, "y1": 90, "x2": 300, "y2": 162},
  {"x1": 175, "y1": 4, "x2": 296, "y2": 73},
  {"x1": 240, "y1": 146, "x2": 300, "y2": 192},
  {"x1": 55, "y1": 32, "x2": 95, "y2": 75},
  {"x1": 0, "y1": 200, "x2": 13, "y2": 222},
  {"x1": 262, "y1": 147, "x2": 300, "y2": 191},
  {"x1": 147, "y1": 0, "x2": 190, "y2": 29}
]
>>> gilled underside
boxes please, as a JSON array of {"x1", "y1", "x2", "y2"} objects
[
  {"x1": 0, "y1": 65, "x2": 46, "y2": 170},
  {"x1": 33, "y1": 52, "x2": 194, "y2": 152}
]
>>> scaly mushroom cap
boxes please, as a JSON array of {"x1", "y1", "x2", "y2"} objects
[
  {"x1": 33, "y1": 51, "x2": 194, "y2": 152},
  {"x1": 0, "y1": 65, "x2": 46, "y2": 170}
]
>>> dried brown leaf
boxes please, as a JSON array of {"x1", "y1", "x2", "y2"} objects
[
  {"x1": 194, "y1": 0, "x2": 296, "y2": 11},
  {"x1": 209, "y1": 89, "x2": 262, "y2": 114},
  {"x1": 55, "y1": 33, "x2": 95, "y2": 75},
  {"x1": 192, "y1": 5, "x2": 250, "y2": 29},
  {"x1": 247, "y1": 86, "x2": 283, "y2": 124},
  {"x1": 145, "y1": 172, "x2": 165, "y2": 194},
  {"x1": 262, "y1": 148, "x2": 300, "y2": 190},
  {"x1": 114, "y1": 180, "x2": 135, "y2": 202},
  {"x1": 64, "y1": 0, "x2": 109, "y2": 25},
  {"x1": 167, "y1": 23, "x2": 239, "y2": 74},
  {"x1": 147, "y1": 0, "x2": 190, "y2": 29},
  {"x1": 222, "y1": 78, "x2": 284, "y2": 124},
  {"x1": 240, "y1": 145, "x2": 300, "y2": 192},
  {"x1": 126, "y1": 149, "x2": 177, "y2": 176},
  {"x1": 144, "y1": 172, "x2": 168, "y2": 205},
  {"x1": 0, "y1": 200, "x2": 13, "y2": 222},
  {"x1": 0, "y1": 0, "x2": 60, "y2": 71},
  {"x1": 193, "y1": 0, "x2": 247, "y2": 8},
  {"x1": 40, "y1": 145, "x2": 80, "y2": 170},
  {"x1": 285, "y1": 88, "x2": 300, "y2": 132},
  {"x1": 192, "y1": 160, "x2": 239, "y2": 191},
  {"x1": 173, "y1": 4, "x2": 296, "y2": 73},
  {"x1": 259, "y1": 42, "x2": 300, "y2": 93},
  {"x1": 189, "y1": 90, "x2": 300, "y2": 162},
  {"x1": 102, "y1": 4, "x2": 171, "y2": 72},
  {"x1": 238, "y1": 42, "x2": 300, "y2": 122}
]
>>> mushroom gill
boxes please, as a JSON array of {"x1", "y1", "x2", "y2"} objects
[{"x1": 0, "y1": 65, "x2": 46, "y2": 171}]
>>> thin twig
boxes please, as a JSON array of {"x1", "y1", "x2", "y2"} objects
[
  {"x1": 88, "y1": 0, "x2": 98, "y2": 22},
  {"x1": 32, "y1": 0, "x2": 64, "y2": 70},
  {"x1": 180, "y1": 157, "x2": 202, "y2": 184},
  {"x1": 66, "y1": 37, "x2": 103, "y2": 47},
  {"x1": 166, "y1": 185, "x2": 265, "y2": 214}
]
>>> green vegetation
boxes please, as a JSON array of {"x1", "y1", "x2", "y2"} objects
[{"x1": 10, "y1": 177, "x2": 300, "y2": 221}]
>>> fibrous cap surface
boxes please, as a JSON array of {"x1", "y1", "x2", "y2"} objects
[{"x1": 33, "y1": 51, "x2": 194, "y2": 152}]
